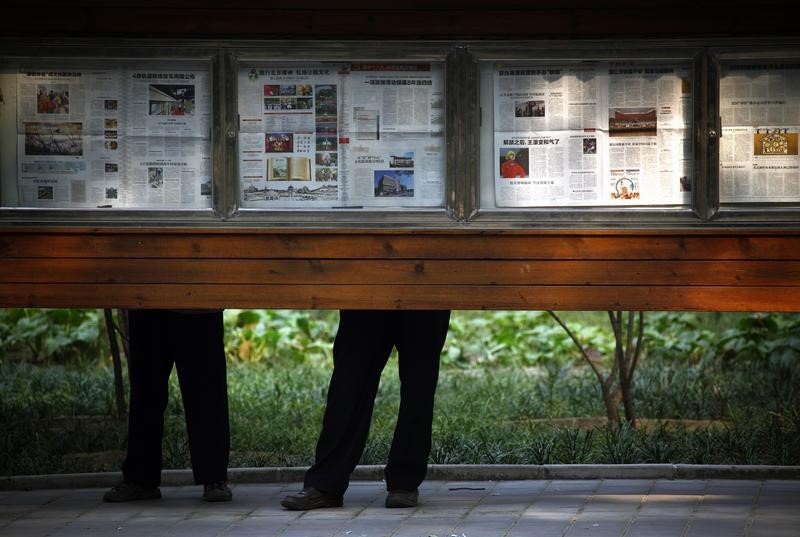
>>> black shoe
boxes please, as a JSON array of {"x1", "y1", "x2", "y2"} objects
[
  {"x1": 103, "y1": 482, "x2": 161, "y2": 502},
  {"x1": 280, "y1": 487, "x2": 343, "y2": 510},
  {"x1": 203, "y1": 481, "x2": 233, "y2": 502},
  {"x1": 386, "y1": 489, "x2": 419, "y2": 508}
]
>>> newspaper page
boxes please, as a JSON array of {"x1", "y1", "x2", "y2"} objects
[
  {"x1": 237, "y1": 64, "x2": 342, "y2": 208},
  {"x1": 493, "y1": 65, "x2": 603, "y2": 206},
  {"x1": 121, "y1": 69, "x2": 212, "y2": 208},
  {"x1": 16, "y1": 66, "x2": 212, "y2": 208},
  {"x1": 340, "y1": 63, "x2": 445, "y2": 207},
  {"x1": 16, "y1": 69, "x2": 121, "y2": 206},
  {"x1": 719, "y1": 63, "x2": 800, "y2": 202},
  {"x1": 605, "y1": 64, "x2": 692, "y2": 205},
  {"x1": 492, "y1": 63, "x2": 692, "y2": 207}
]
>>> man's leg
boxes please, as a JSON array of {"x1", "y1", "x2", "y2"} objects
[
  {"x1": 172, "y1": 311, "x2": 230, "y2": 488},
  {"x1": 384, "y1": 310, "x2": 451, "y2": 492},
  {"x1": 302, "y1": 310, "x2": 395, "y2": 497},
  {"x1": 120, "y1": 309, "x2": 173, "y2": 489}
]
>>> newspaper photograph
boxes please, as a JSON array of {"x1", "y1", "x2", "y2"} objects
[
  {"x1": 493, "y1": 63, "x2": 692, "y2": 207},
  {"x1": 15, "y1": 67, "x2": 212, "y2": 208},
  {"x1": 719, "y1": 63, "x2": 800, "y2": 202}
]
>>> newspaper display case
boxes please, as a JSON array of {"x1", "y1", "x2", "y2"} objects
[
  {"x1": 467, "y1": 42, "x2": 707, "y2": 226},
  {"x1": 223, "y1": 43, "x2": 457, "y2": 226},
  {"x1": 0, "y1": 42, "x2": 223, "y2": 224},
  {"x1": 713, "y1": 47, "x2": 800, "y2": 223}
]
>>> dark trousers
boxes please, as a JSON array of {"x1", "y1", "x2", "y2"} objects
[
  {"x1": 121, "y1": 310, "x2": 230, "y2": 488},
  {"x1": 304, "y1": 309, "x2": 451, "y2": 496}
]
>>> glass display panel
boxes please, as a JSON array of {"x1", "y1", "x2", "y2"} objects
[
  {"x1": 237, "y1": 62, "x2": 445, "y2": 209},
  {"x1": 719, "y1": 60, "x2": 800, "y2": 203},
  {"x1": 0, "y1": 60, "x2": 213, "y2": 209},
  {"x1": 480, "y1": 60, "x2": 693, "y2": 208}
]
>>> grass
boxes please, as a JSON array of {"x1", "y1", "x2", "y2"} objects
[
  {"x1": 2, "y1": 349, "x2": 798, "y2": 475},
  {"x1": 2, "y1": 310, "x2": 799, "y2": 475}
]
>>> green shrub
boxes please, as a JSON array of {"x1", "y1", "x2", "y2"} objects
[{"x1": 0, "y1": 309, "x2": 106, "y2": 364}]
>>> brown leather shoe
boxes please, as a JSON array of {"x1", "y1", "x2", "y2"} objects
[
  {"x1": 385, "y1": 489, "x2": 419, "y2": 508},
  {"x1": 280, "y1": 487, "x2": 343, "y2": 510}
]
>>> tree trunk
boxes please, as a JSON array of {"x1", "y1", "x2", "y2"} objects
[{"x1": 103, "y1": 308, "x2": 127, "y2": 421}]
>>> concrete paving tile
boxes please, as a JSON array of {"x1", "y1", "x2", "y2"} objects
[
  {"x1": 747, "y1": 518, "x2": 800, "y2": 537},
  {"x1": 595, "y1": 479, "x2": 654, "y2": 493},
  {"x1": 507, "y1": 518, "x2": 572, "y2": 537},
  {"x1": 696, "y1": 494, "x2": 757, "y2": 513},
  {"x1": 759, "y1": 481, "x2": 800, "y2": 492},
  {"x1": 755, "y1": 494, "x2": 800, "y2": 508},
  {"x1": 358, "y1": 506, "x2": 414, "y2": 518},
  {"x1": 528, "y1": 494, "x2": 588, "y2": 510},
  {"x1": 521, "y1": 506, "x2": 580, "y2": 520},
  {"x1": 135, "y1": 501, "x2": 202, "y2": 517},
  {"x1": 471, "y1": 498, "x2": 532, "y2": 513},
  {"x1": 637, "y1": 505, "x2": 695, "y2": 518},
  {"x1": 753, "y1": 506, "x2": 800, "y2": 518},
  {"x1": 576, "y1": 511, "x2": 634, "y2": 522},
  {"x1": 74, "y1": 504, "x2": 140, "y2": 522},
  {"x1": 703, "y1": 483, "x2": 761, "y2": 497},
  {"x1": 583, "y1": 493, "x2": 645, "y2": 511},
  {"x1": 684, "y1": 513, "x2": 748, "y2": 537},
  {"x1": 413, "y1": 505, "x2": 472, "y2": 517},
  {"x1": 452, "y1": 516, "x2": 517, "y2": 536},
  {"x1": 520, "y1": 504, "x2": 579, "y2": 515},
  {"x1": 564, "y1": 516, "x2": 629, "y2": 537},
  {"x1": 4, "y1": 489, "x2": 66, "y2": 504},
  {"x1": 0, "y1": 504, "x2": 38, "y2": 517},
  {"x1": 220, "y1": 526, "x2": 284, "y2": 537},
  {"x1": 642, "y1": 492, "x2": 702, "y2": 504},
  {"x1": 118, "y1": 516, "x2": 183, "y2": 537},
  {"x1": 333, "y1": 517, "x2": 409, "y2": 537},
  {"x1": 48, "y1": 519, "x2": 130, "y2": 537},
  {"x1": 639, "y1": 495, "x2": 700, "y2": 515},
  {"x1": 0, "y1": 517, "x2": 74, "y2": 537},
  {"x1": 24, "y1": 505, "x2": 88, "y2": 519},
  {"x1": 390, "y1": 517, "x2": 461, "y2": 537},
  {"x1": 276, "y1": 518, "x2": 348, "y2": 537},
  {"x1": 625, "y1": 515, "x2": 689, "y2": 537},
  {"x1": 167, "y1": 515, "x2": 240, "y2": 537}
]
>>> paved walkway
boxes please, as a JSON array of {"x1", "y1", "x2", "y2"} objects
[{"x1": 1, "y1": 479, "x2": 798, "y2": 537}]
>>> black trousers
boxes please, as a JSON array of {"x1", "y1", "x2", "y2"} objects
[
  {"x1": 121, "y1": 310, "x2": 230, "y2": 488},
  {"x1": 304, "y1": 309, "x2": 451, "y2": 496}
]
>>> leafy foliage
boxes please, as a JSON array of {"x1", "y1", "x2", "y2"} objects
[
  {"x1": 0, "y1": 309, "x2": 106, "y2": 364},
  {"x1": 1, "y1": 309, "x2": 799, "y2": 474},
  {"x1": 223, "y1": 309, "x2": 337, "y2": 365}
]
